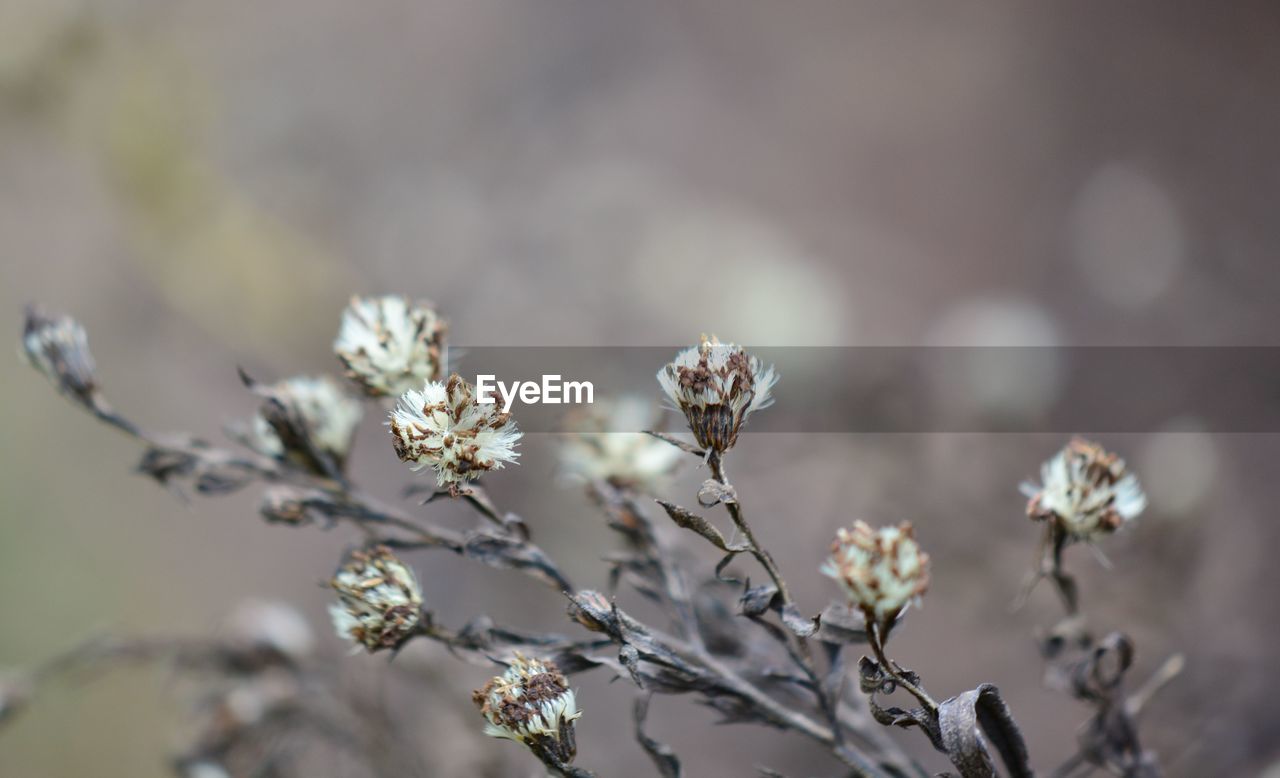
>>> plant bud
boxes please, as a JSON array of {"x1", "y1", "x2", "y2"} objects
[
  {"x1": 389, "y1": 374, "x2": 521, "y2": 487},
  {"x1": 1021, "y1": 438, "x2": 1147, "y2": 541},
  {"x1": 249, "y1": 375, "x2": 363, "y2": 476},
  {"x1": 334, "y1": 295, "x2": 447, "y2": 397},
  {"x1": 822, "y1": 521, "x2": 930, "y2": 638},
  {"x1": 328, "y1": 546, "x2": 423, "y2": 652},
  {"x1": 657, "y1": 335, "x2": 777, "y2": 454},
  {"x1": 472, "y1": 653, "x2": 581, "y2": 765},
  {"x1": 21, "y1": 306, "x2": 98, "y2": 405}
]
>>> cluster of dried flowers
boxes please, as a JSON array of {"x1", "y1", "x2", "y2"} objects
[{"x1": 12, "y1": 300, "x2": 1181, "y2": 778}]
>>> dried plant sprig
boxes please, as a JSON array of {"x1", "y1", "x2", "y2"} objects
[
  {"x1": 657, "y1": 335, "x2": 777, "y2": 455},
  {"x1": 1018, "y1": 438, "x2": 1179, "y2": 778},
  {"x1": 822, "y1": 521, "x2": 930, "y2": 642},
  {"x1": 1022, "y1": 437, "x2": 1147, "y2": 542},
  {"x1": 390, "y1": 374, "x2": 521, "y2": 489},
  {"x1": 19, "y1": 305, "x2": 1190, "y2": 778},
  {"x1": 0, "y1": 614, "x2": 435, "y2": 777},
  {"x1": 328, "y1": 545, "x2": 425, "y2": 652},
  {"x1": 243, "y1": 372, "x2": 364, "y2": 478},
  {"x1": 334, "y1": 294, "x2": 448, "y2": 397},
  {"x1": 472, "y1": 654, "x2": 585, "y2": 774}
]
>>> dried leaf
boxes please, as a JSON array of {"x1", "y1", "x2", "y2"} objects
[
  {"x1": 778, "y1": 603, "x2": 817, "y2": 638},
  {"x1": 656, "y1": 500, "x2": 746, "y2": 553},
  {"x1": 697, "y1": 479, "x2": 737, "y2": 508},
  {"x1": 937, "y1": 684, "x2": 1032, "y2": 778},
  {"x1": 815, "y1": 603, "x2": 870, "y2": 645},
  {"x1": 643, "y1": 430, "x2": 705, "y2": 458}
]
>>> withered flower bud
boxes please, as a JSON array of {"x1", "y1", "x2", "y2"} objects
[
  {"x1": 249, "y1": 375, "x2": 363, "y2": 477},
  {"x1": 566, "y1": 590, "x2": 613, "y2": 633},
  {"x1": 821, "y1": 521, "x2": 930, "y2": 638},
  {"x1": 21, "y1": 305, "x2": 98, "y2": 405},
  {"x1": 226, "y1": 599, "x2": 315, "y2": 662},
  {"x1": 657, "y1": 335, "x2": 777, "y2": 455},
  {"x1": 472, "y1": 654, "x2": 582, "y2": 765},
  {"x1": 1021, "y1": 438, "x2": 1147, "y2": 541},
  {"x1": 258, "y1": 486, "x2": 313, "y2": 526},
  {"x1": 559, "y1": 398, "x2": 680, "y2": 494},
  {"x1": 389, "y1": 374, "x2": 521, "y2": 488},
  {"x1": 328, "y1": 546, "x2": 423, "y2": 652},
  {"x1": 334, "y1": 295, "x2": 447, "y2": 397}
]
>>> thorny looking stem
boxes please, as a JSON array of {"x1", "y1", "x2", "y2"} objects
[
  {"x1": 707, "y1": 454, "x2": 796, "y2": 613},
  {"x1": 89, "y1": 387, "x2": 577, "y2": 592},
  {"x1": 865, "y1": 623, "x2": 938, "y2": 715},
  {"x1": 1023, "y1": 522, "x2": 1182, "y2": 778},
  {"x1": 705, "y1": 451, "x2": 880, "y2": 767},
  {"x1": 587, "y1": 480, "x2": 703, "y2": 650}
]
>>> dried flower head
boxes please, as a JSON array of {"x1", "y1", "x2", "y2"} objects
[
  {"x1": 250, "y1": 375, "x2": 363, "y2": 476},
  {"x1": 328, "y1": 546, "x2": 423, "y2": 652},
  {"x1": 21, "y1": 305, "x2": 98, "y2": 404},
  {"x1": 657, "y1": 335, "x2": 777, "y2": 454},
  {"x1": 472, "y1": 654, "x2": 581, "y2": 765},
  {"x1": 1021, "y1": 438, "x2": 1147, "y2": 541},
  {"x1": 334, "y1": 295, "x2": 447, "y2": 397},
  {"x1": 226, "y1": 599, "x2": 315, "y2": 662},
  {"x1": 822, "y1": 521, "x2": 930, "y2": 637},
  {"x1": 389, "y1": 374, "x2": 521, "y2": 488},
  {"x1": 559, "y1": 397, "x2": 680, "y2": 493}
]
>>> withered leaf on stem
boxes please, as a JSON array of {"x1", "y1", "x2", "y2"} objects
[
  {"x1": 656, "y1": 500, "x2": 748, "y2": 553},
  {"x1": 937, "y1": 684, "x2": 1032, "y2": 778}
]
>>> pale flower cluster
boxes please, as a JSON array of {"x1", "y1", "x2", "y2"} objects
[
  {"x1": 822, "y1": 521, "x2": 930, "y2": 635},
  {"x1": 252, "y1": 375, "x2": 363, "y2": 470},
  {"x1": 559, "y1": 397, "x2": 680, "y2": 493},
  {"x1": 1022, "y1": 438, "x2": 1147, "y2": 541},
  {"x1": 389, "y1": 374, "x2": 521, "y2": 488},
  {"x1": 472, "y1": 653, "x2": 581, "y2": 765},
  {"x1": 657, "y1": 335, "x2": 777, "y2": 454},
  {"x1": 328, "y1": 546, "x2": 424, "y2": 652},
  {"x1": 22, "y1": 307, "x2": 97, "y2": 400},
  {"x1": 334, "y1": 295, "x2": 447, "y2": 397}
]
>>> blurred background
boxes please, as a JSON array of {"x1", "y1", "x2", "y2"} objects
[{"x1": 2, "y1": 1, "x2": 1279, "y2": 776}]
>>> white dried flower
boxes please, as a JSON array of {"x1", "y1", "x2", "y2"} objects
[
  {"x1": 559, "y1": 397, "x2": 680, "y2": 493},
  {"x1": 328, "y1": 546, "x2": 423, "y2": 652},
  {"x1": 389, "y1": 374, "x2": 521, "y2": 488},
  {"x1": 226, "y1": 599, "x2": 314, "y2": 661},
  {"x1": 21, "y1": 305, "x2": 97, "y2": 403},
  {"x1": 1022, "y1": 438, "x2": 1147, "y2": 541},
  {"x1": 822, "y1": 521, "x2": 930, "y2": 637},
  {"x1": 657, "y1": 335, "x2": 777, "y2": 454},
  {"x1": 334, "y1": 295, "x2": 447, "y2": 397},
  {"x1": 472, "y1": 653, "x2": 581, "y2": 765},
  {"x1": 251, "y1": 375, "x2": 363, "y2": 474}
]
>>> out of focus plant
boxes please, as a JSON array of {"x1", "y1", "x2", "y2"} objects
[{"x1": 8, "y1": 302, "x2": 1182, "y2": 778}]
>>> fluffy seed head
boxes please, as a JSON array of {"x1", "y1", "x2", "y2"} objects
[
  {"x1": 559, "y1": 397, "x2": 680, "y2": 493},
  {"x1": 251, "y1": 375, "x2": 363, "y2": 475},
  {"x1": 328, "y1": 546, "x2": 423, "y2": 652},
  {"x1": 822, "y1": 521, "x2": 930, "y2": 636},
  {"x1": 22, "y1": 306, "x2": 97, "y2": 403},
  {"x1": 334, "y1": 295, "x2": 447, "y2": 397},
  {"x1": 472, "y1": 654, "x2": 581, "y2": 765},
  {"x1": 657, "y1": 335, "x2": 777, "y2": 454},
  {"x1": 1022, "y1": 438, "x2": 1147, "y2": 541},
  {"x1": 389, "y1": 374, "x2": 521, "y2": 488}
]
